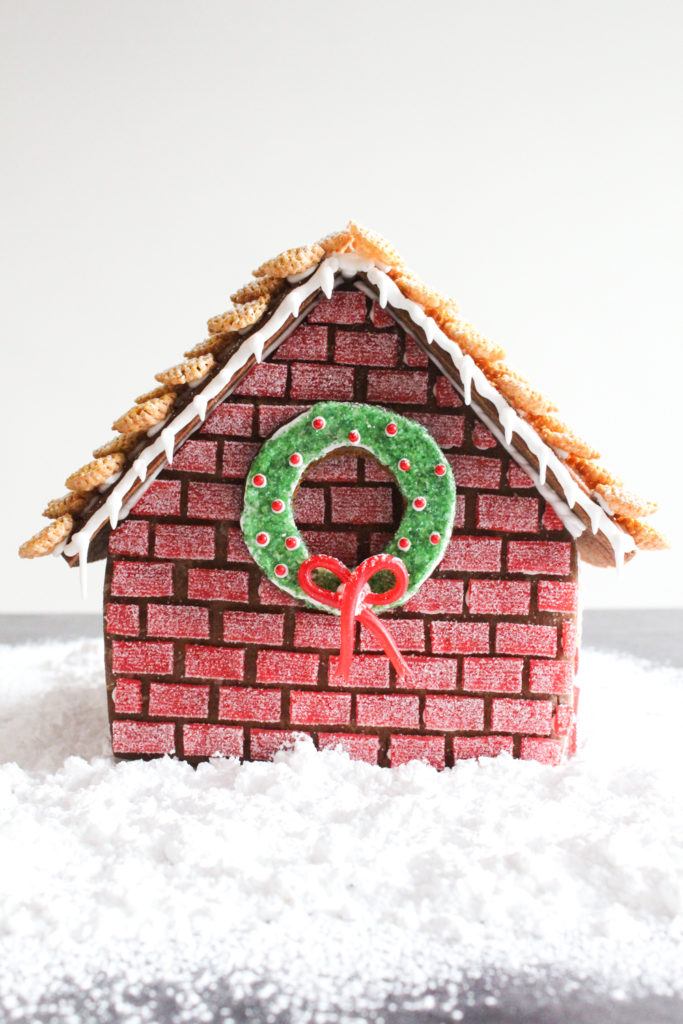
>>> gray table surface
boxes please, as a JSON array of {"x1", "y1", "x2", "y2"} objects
[{"x1": 2, "y1": 610, "x2": 682, "y2": 1024}]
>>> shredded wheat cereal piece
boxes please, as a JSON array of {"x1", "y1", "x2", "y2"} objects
[
  {"x1": 19, "y1": 515, "x2": 73, "y2": 558},
  {"x1": 391, "y1": 271, "x2": 451, "y2": 315},
  {"x1": 230, "y1": 276, "x2": 284, "y2": 305},
  {"x1": 155, "y1": 354, "x2": 215, "y2": 387},
  {"x1": 112, "y1": 392, "x2": 176, "y2": 434},
  {"x1": 207, "y1": 296, "x2": 269, "y2": 335},
  {"x1": 613, "y1": 515, "x2": 670, "y2": 550},
  {"x1": 317, "y1": 229, "x2": 353, "y2": 255},
  {"x1": 566, "y1": 456, "x2": 623, "y2": 491},
  {"x1": 486, "y1": 367, "x2": 558, "y2": 416},
  {"x1": 253, "y1": 245, "x2": 324, "y2": 280},
  {"x1": 347, "y1": 221, "x2": 404, "y2": 269},
  {"x1": 595, "y1": 484, "x2": 658, "y2": 518},
  {"x1": 184, "y1": 333, "x2": 235, "y2": 358},
  {"x1": 448, "y1": 321, "x2": 506, "y2": 365},
  {"x1": 532, "y1": 416, "x2": 600, "y2": 460},
  {"x1": 43, "y1": 493, "x2": 88, "y2": 519},
  {"x1": 92, "y1": 432, "x2": 146, "y2": 459},
  {"x1": 65, "y1": 453, "x2": 126, "y2": 494},
  {"x1": 134, "y1": 384, "x2": 179, "y2": 405}
]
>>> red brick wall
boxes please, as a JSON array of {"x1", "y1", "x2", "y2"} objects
[{"x1": 104, "y1": 285, "x2": 579, "y2": 768}]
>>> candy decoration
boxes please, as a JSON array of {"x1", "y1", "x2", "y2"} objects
[
  {"x1": 289, "y1": 452, "x2": 302, "y2": 466},
  {"x1": 274, "y1": 564, "x2": 288, "y2": 578},
  {"x1": 256, "y1": 531, "x2": 270, "y2": 546},
  {"x1": 241, "y1": 401, "x2": 457, "y2": 610},
  {"x1": 252, "y1": 473, "x2": 266, "y2": 488},
  {"x1": 385, "y1": 421, "x2": 398, "y2": 436},
  {"x1": 435, "y1": 463, "x2": 447, "y2": 476},
  {"x1": 299, "y1": 554, "x2": 409, "y2": 680},
  {"x1": 348, "y1": 429, "x2": 360, "y2": 444}
]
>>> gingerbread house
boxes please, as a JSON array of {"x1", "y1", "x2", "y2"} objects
[{"x1": 20, "y1": 223, "x2": 667, "y2": 768}]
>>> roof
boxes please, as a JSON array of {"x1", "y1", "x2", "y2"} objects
[{"x1": 19, "y1": 220, "x2": 668, "y2": 588}]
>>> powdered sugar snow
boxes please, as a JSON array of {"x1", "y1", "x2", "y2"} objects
[{"x1": 1, "y1": 639, "x2": 682, "y2": 1022}]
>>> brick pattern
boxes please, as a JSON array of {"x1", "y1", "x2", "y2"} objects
[{"x1": 104, "y1": 284, "x2": 579, "y2": 769}]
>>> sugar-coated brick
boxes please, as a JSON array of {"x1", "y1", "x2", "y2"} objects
[
  {"x1": 294, "y1": 613, "x2": 342, "y2": 649},
  {"x1": 188, "y1": 569, "x2": 250, "y2": 603},
  {"x1": 403, "y1": 335, "x2": 429, "y2": 366},
  {"x1": 200, "y1": 403, "x2": 253, "y2": 437},
  {"x1": 403, "y1": 579, "x2": 464, "y2": 614},
  {"x1": 132, "y1": 480, "x2": 182, "y2": 517},
  {"x1": 462, "y1": 658, "x2": 523, "y2": 693},
  {"x1": 219, "y1": 687, "x2": 282, "y2": 723},
  {"x1": 542, "y1": 504, "x2": 565, "y2": 532},
  {"x1": 105, "y1": 603, "x2": 140, "y2": 636},
  {"x1": 554, "y1": 703, "x2": 575, "y2": 736},
  {"x1": 112, "y1": 721, "x2": 175, "y2": 755},
  {"x1": 472, "y1": 423, "x2": 497, "y2": 450},
  {"x1": 223, "y1": 611, "x2": 284, "y2": 646},
  {"x1": 147, "y1": 604, "x2": 210, "y2": 639},
  {"x1": 434, "y1": 377, "x2": 463, "y2": 407},
  {"x1": 369, "y1": 532, "x2": 393, "y2": 556},
  {"x1": 184, "y1": 645, "x2": 245, "y2": 680},
  {"x1": 258, "y1": 405, "x2": 307, "y2": 437},
  {"x1": 367, "y1": 370, "x2": 428, "y2": 405},
  {"x1": 308, "y1": 291, "x2": 367, "y2": 324},
  {"x1": 335, "y1": 331, "x2": 398, "y2": 366},
  {"x1": 148, "y1": 683, "x2": 210, "y2": 718},
  {"x1": 371, "y1": 301, "x2": 394, "y2": 328},
  {"x1": 183, "y1": 724, "x2": 243, "y2": 758},
  {"x1": 507, "y1": 541, "x2": 572, "y2": 576},
  {"x1": 496, "y1": 622, "x2": 557, "y2": 657},
  {"x1": 250, "y1": 729, "x2": 307, "y2": 761},
  {"x1": 356, "y1": 694, "x2": 420, "y2": 729},
  {"x1": 290, "y1": 691, "x2": 352, "y2": 726},
  {"x1": 111, "y1": 640, "x2": 174, "y2": 675},
  {"x1": 305, "y1": 454, "x2": 359, "y2": 483},
  {"x1": 390, "y1": 735, "x2": 445, "y2": 769},
  {"x1": 411, "y1": 413, "x2": 464, "y2": 448},
  {"x1": 331, "y1": 486, "x2": 394, "y2": 525},
  {"x1": 154, "y1": 524, "x2": 216, "y2": 561},
  {"x1": 226, "y1": 527, "x2": 253, "y2": 563},
  {"x1": 441, "y1": 536, "x2": 502, "y2": 573},
  {"x1": 424, "y1": 695, "x2": 484, "y2": 731},
  {"x1": 233, "y1": 362, "x2": 288, "y2": 397},
  {"x1": 476, "y1": 494, "x2": 539, "y2": 533},
  {"x1": 450, "y1": 455, "x2": 502, "y2": 490},
  {"x1": 453, "y1": 495, "x2": 467, "y2": 528},
  {"x1": 301, "y1": 529, "x2": 359, "y2": 566},
  {"x1": 257, "y1": 578, "x2": 300, "y2": 607},
  {"x1": 109, "y1": 520, "x2": 150, "y2": 557},
  {"x1": 110, "y1": 560, "x2": 174, "y2": 598},
  {"x1": 329, "y1": 655, "x2": 390, "y2": 689},
  {"x1": 529, "y1": 660, "x2": 574, "y2": 694},
  {"x1": 292, "y1": 486, "x2": 326, "y2": 524},
  {"x1": 222, "y1": 441, "x2": 259, "y2": 479},
  {"x1": 453, "y1": 735, "x2": 514, "y2": 759},
  {"x1": 467, "y1": 579, "x2": 531, "y2": 616},
  {"x1": 318, "y1": 732, "x2": 379, "y2": 763},
  {"x1": 562, "y1": 620, "x2": 577, "y2": 661},
  {"x1": 363, "y1": 459, "x2": 394, "y2": 483},
  {"x1": 274, "y1": 324, "x2": 328, "y2": 361},
  {"x1": 361, "y1": 618, "x2": 426, "y2": 653},
  {"x1": 291, "y1": 363, "x2": 355, "y2": 400},
  {"x1": 491, "y1": 698, "x2": 554, "y2": 735},
  {"x1": 187, "y1": 482, "x2": 242, "y2": 521},
  {"x1": 113, "y1": 677, "x2": 142, "y2": 714},
  {"x1": 520, "y1": 737, "x2": 564, "y2": 765},
  {"x1": 172, "y1": 439, "x2": 218, "y2": 475},
  {"x1": 256, "y1": 650, "x2": 320, "y2": 685},
  {"x1": 537, "y1": 580, "x2": 579, "y2": 613},
  {"x1": 507, "y1": 463, "x2": 535, "y2": 489},
  {"x1": 400, "y1": 656, "x2": 459, "y2": 691},
  {"x1": 431, "y1": 621, "x2": 490, "y2": 655}
]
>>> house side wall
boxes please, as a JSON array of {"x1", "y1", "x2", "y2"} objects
[{"x1": 103, "y1": 285, "x2": 580, "y2": 768}]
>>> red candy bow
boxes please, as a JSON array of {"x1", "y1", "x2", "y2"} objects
[{"x1": 298, "y1": 553, "x2": 409, "y2": 681}]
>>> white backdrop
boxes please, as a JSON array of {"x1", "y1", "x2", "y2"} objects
[{"x1": 2, "y1": 0, "x2": 680, "y2": 612}]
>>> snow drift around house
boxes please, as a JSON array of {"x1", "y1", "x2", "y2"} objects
[{"x1": 1, "y1": 639, "x2": 682, "y2": 1023}]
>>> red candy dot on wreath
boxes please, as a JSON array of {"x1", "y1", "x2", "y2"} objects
[
  {"x1": 252, "y1": 473, "x2": 266, "y2": 488},
  {"x1": 285, "y1": 536, "x2": 299, "y2": 550},
  {"x1": 434, "y1": 463, "x2": 446, "y2": 476},
  {"x1": 256, "y1": 532, "x2": 270, "y2": 546},
  {"x1": 413, "y1": 497, "x2": 427, "y2": 511},
  {"x1": 385, "y1": 422, "x2": 398, "y2": 437},
  {"x1": 430, "y1": 532, "x2": 441, "y2": 545},
  {"x1": 348, "y1": 429, "x2": 360, "y2": 444},
  {"x1": 274, "y1": 563, "x2": 288, "y2": 578},
  {"x1": 398, "y1": 458, "x2": 411, "y2": 472},
  {"x1": 398, "y1": 537, "x2": 411, "y2": 551},
  {"x1": 271, "y1": 499, "x2": 285, "y2": 513},
  {"x1": 312, "y1": 417, "x2": 326, "y2": 430},
  {"x1": 289, "y1": 452, "x2": 302, "y2": 467}
]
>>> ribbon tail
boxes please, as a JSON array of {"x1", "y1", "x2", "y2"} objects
[
  {"x1": 359, "y1": 608, "x2": 410, "y2": 680},
  {"x1": 337, "y1": 589, "x2": 359, "y2": 682}
]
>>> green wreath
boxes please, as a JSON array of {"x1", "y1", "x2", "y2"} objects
[{"x1": 240, "y1": 401, "x2": 456, "y2": 612}]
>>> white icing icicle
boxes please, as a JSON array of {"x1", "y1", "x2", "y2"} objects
[
  {"x1": 133, "y1": 458, "x2": 147, "y2": 482},
  {"x1": 74, "y1": 532, "x2": 91, "y2": 600},
  {"x1": 106, "y1": 491, "x2": 123, "y2": 531},
  {"x1": 500, "y1": 407, "x2": 516, "y2": 445},
  {"x1": 537, "y1": 448, "x2": 548, "y2": 486},
  {"x1": 460, "y1": 356, "x2": 474, "y2": 406},
  {"x1": 191, "y1": 393, "x2": 209, "y2": 422},
  {"x1": 161, "y1": 426, "x2": 175, "y2": 466}
]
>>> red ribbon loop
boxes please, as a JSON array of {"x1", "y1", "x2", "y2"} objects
[{"x1": 298, "y1": 554, "x2": 410, "y2": 681}]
